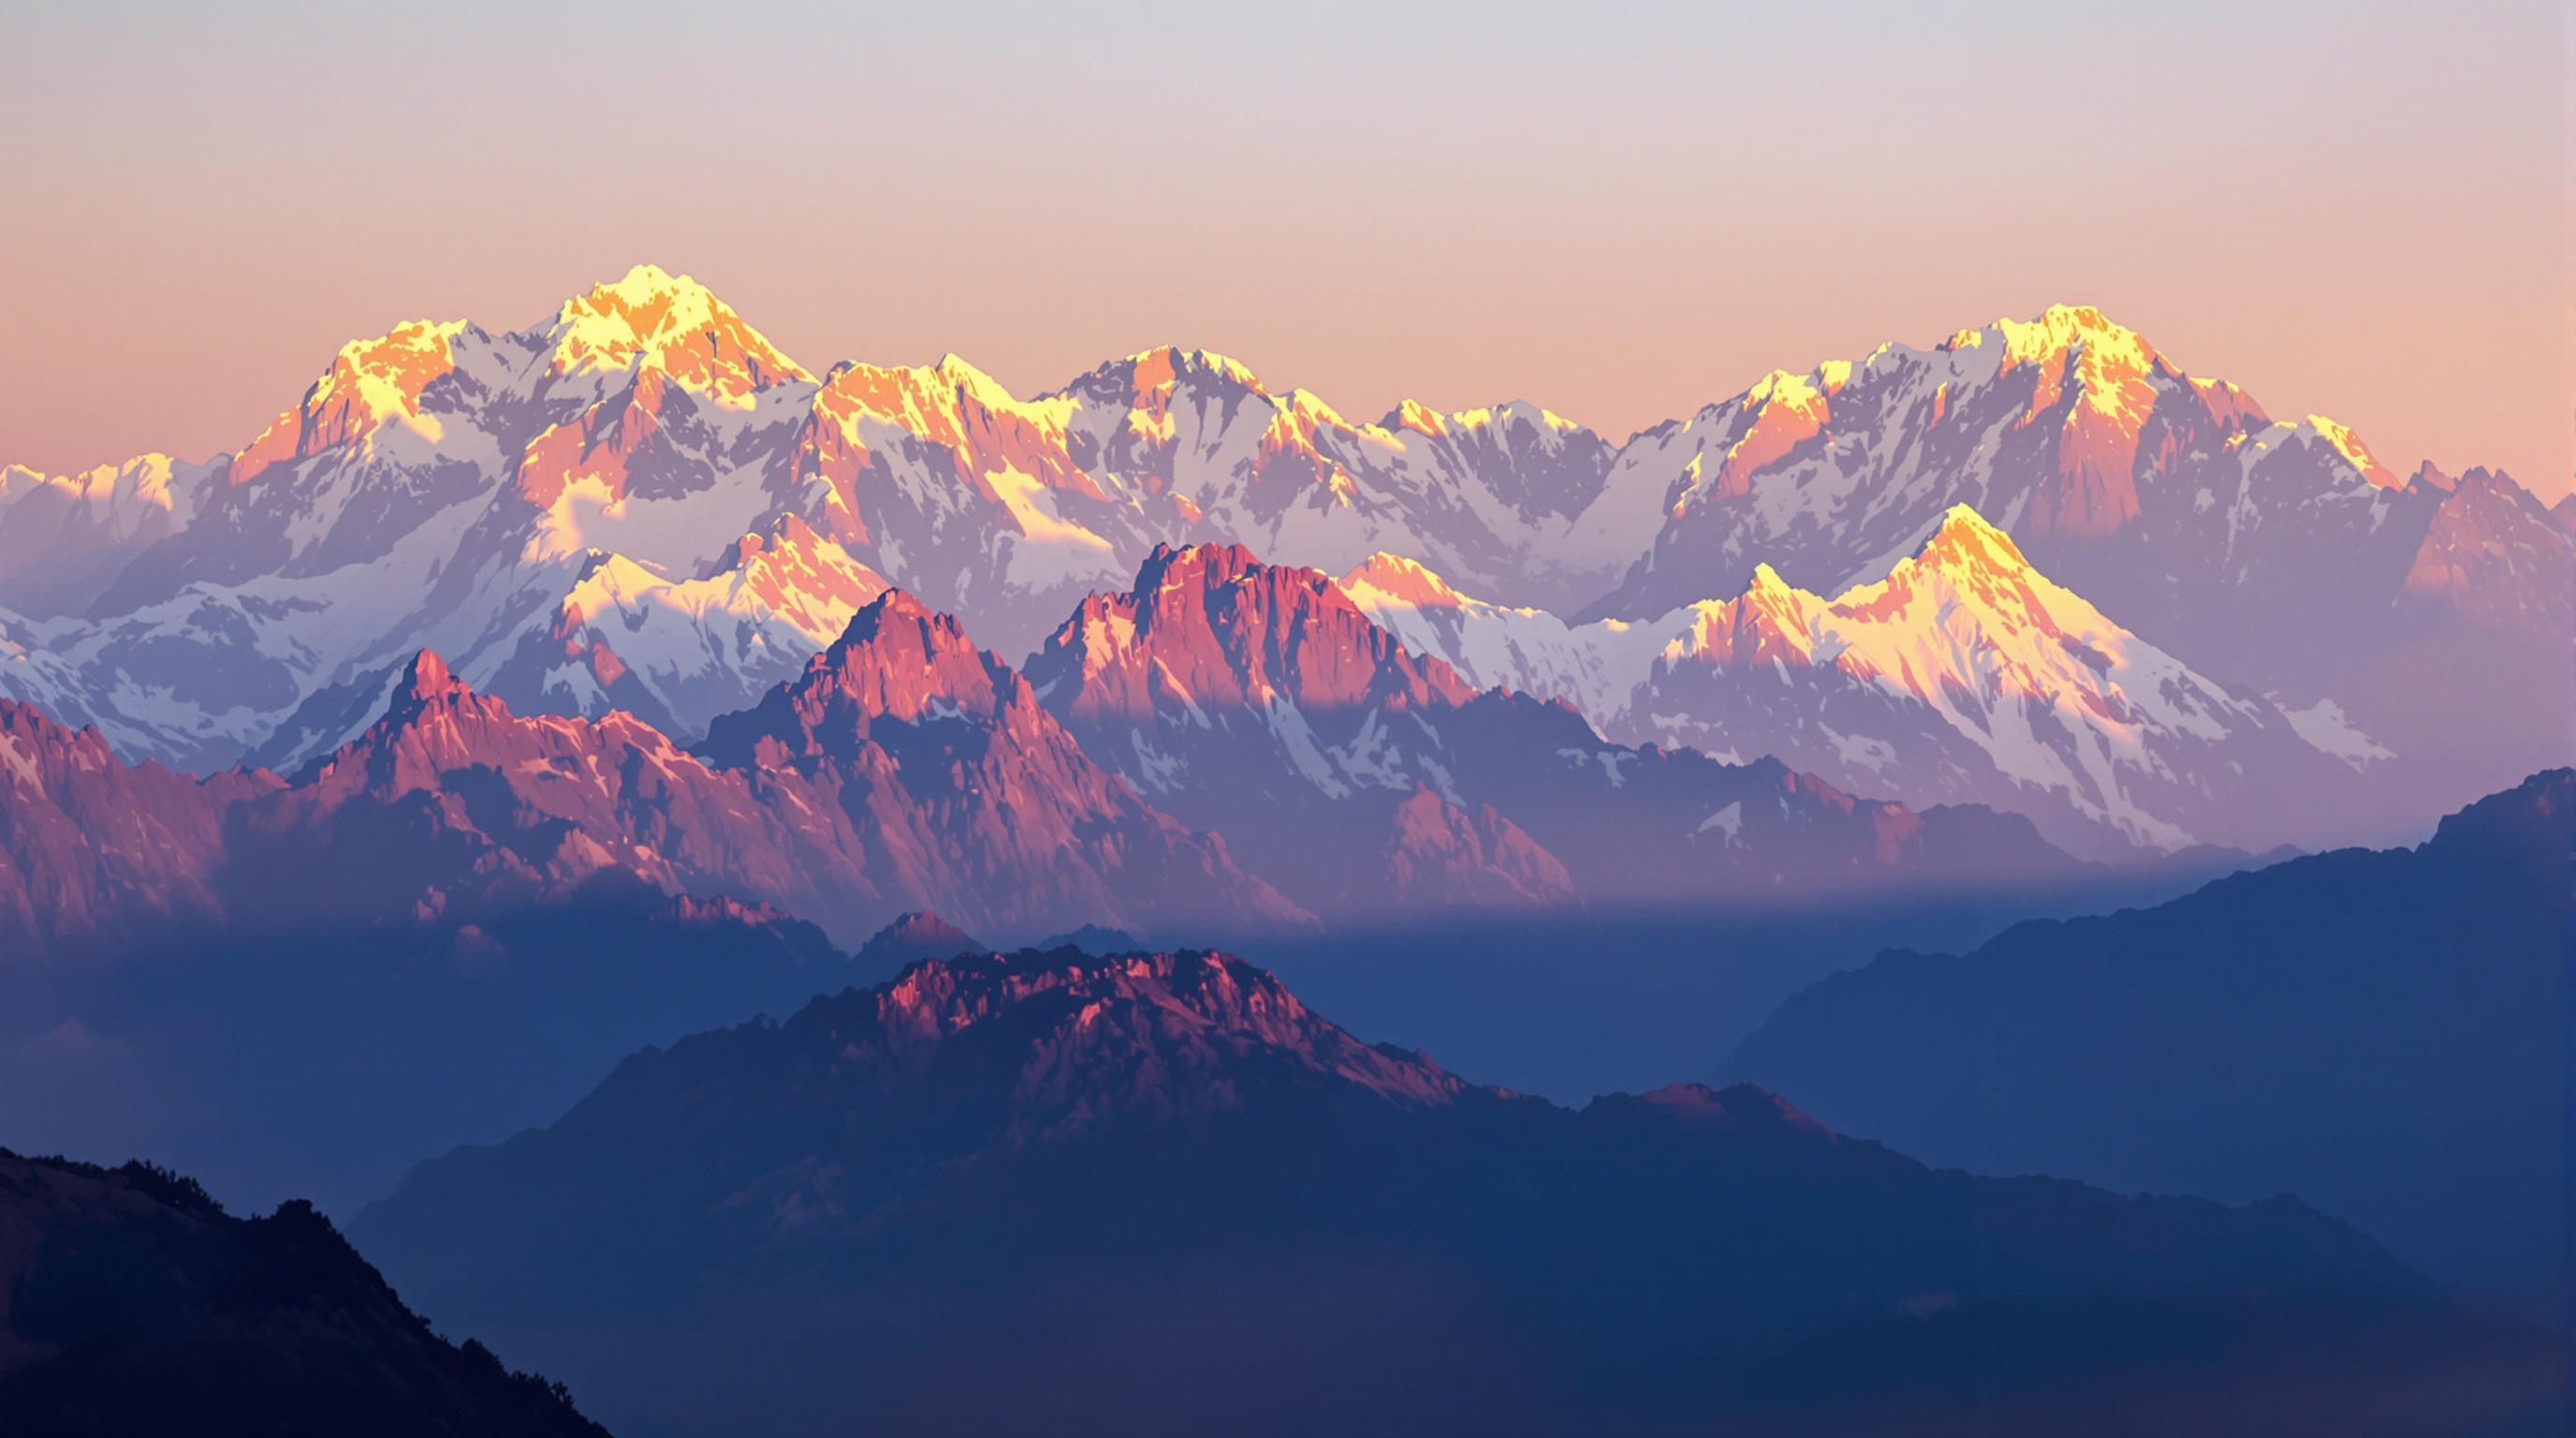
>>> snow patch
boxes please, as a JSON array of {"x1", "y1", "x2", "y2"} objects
[{"x1": 2276, "y1": 697, "x2": 2394, "y2": 769}]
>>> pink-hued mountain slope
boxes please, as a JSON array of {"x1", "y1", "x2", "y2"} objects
[{"x1": 0, "y1": 591, "x2": 1306, "y2": 958}]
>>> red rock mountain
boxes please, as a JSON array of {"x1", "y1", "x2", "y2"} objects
[
  {"x1": 694, "y1": 591, "x2": 1304, "y2": 939},
  {"x1": 1029, "y1": 544, "x2": 1573, "y2": 917},
  {"x1": 0, "y1": 703, "x2": 281, "y2": 955},
  {"x1": 0, "y1": 592, "x2": 1307, "y2": 960},
  {"x1": 843, "y1": 949, "x2": 1480, "y2": 1130}
]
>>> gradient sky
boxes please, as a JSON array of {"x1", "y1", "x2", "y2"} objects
[{"x1": 5, "y1": 1, "x2": 2569, "y2": 498}]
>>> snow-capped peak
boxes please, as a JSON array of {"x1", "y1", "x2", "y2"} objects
[
  {"x1": 1905, "y1": 504, "x2": 2039, "y2": 586},
  {"x1": 2299, "y1": 414, "x2": 2401, "y2": 490},
  {"x1": 0, "y1": 454, "x2": 202, "y2": 525},
  {"x1": 1641, "y1": 506, "x2": 2310, "y2": 850},
  {"x1": 229, "y1": 318, "x2": 471, "y2": 485},
  {"x1": 1347, "y1": 506, "x2": 2340, "y2": 856},
  {"x1": 1948, "y1": 302, "x2": 2159, "y2": 375},
  {"x1": 544, "y1": 264, "x2": 812, "y2": 401},
  {"x1": 930, "y1": 352, "x2": 1023, "y2": 409},
  {"x1": 1383, "y1": 399, "x2": 1586, "y2": 441},
  {"x1": 1120, "y1": 345, "x2": 1267, "y2": 397},
  {"x1": 1339, "y1": 552, "x2": 1468, "y2": 609},
  {"x1": 1787, "y1": 505, "x2": 2105, "y2": 669},
  {"x1": 1709, "y1": 369, "x2": 1837, "y2": 498}
]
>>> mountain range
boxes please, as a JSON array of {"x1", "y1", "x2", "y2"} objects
[
  {"x1": 1, "y1": 556, "x2": 2111, "y2": 963},
  {"x1": 347, "y1": 940, "x2": 2565, "y2": 1438},
  {"x1": 1347, "y1": 506, "x2": 2354, "y2": 858},
  {"x1": 1025, "y1": 540, "x2": 2084, "y2": 912},
  {"x1": 0, "y1": 594, "x2": 1298, "y2": 958},
  {"x1": 0, "y1": 268, "x2": 1670, "y2": 773},
  {"x1": 1, "y1": 271, "x2": 2560, "y2": 858},
  {"x1": 3, "y1": 266, "x2": 2566, "y2": 1433}
]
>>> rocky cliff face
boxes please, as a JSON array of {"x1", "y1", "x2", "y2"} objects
[
  {"x1": 2402, "y1": 467, "x2": 2576, "y2": 633},
  {"x1": 1025, "y1": 543, "x2": 1567, "y2": 917}
]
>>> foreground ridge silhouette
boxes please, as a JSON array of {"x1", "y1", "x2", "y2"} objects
[{"x1": 0, "y1": 1148, "x2": 609, "y2": 1436}]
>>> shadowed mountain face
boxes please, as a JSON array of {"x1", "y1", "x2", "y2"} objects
[
  {"x1": 0, "y1": 1149, "x2": 608, "y2": 1438},
  {"x1": 1024, "y1": 542, "x2": 2090, "y2": 920},
  {"x1": 353, "y1": 947, "x2": 2560, "y2": 1438},
  {"x1": 1728, "y1": 770, "x2": 2576, "y2": 1311}
]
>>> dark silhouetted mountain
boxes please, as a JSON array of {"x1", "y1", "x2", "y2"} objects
[
  {"x1": 0, "y1": 1148, "x2": 607, "y2": 1437},
  {"x1": 1728, "y1": 770, "x2": 2575, "y2": 1313},
  {"x1": 353, "y1": 947, "x2": 2558, "y2": 1438},
  {"x1": 851, "y1": 912, "x2": 984, "y2": 976},
  {"x1": 1024, "y1": 543, "x2": 2088, "y2": 920}
]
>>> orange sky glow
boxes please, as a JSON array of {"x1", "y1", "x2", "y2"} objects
[{"x1": 4, "y1": 1, "x2": 2569, "y2": 500}]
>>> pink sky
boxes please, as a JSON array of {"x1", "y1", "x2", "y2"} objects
[{"x1": 4, "y1": 2, "x2": 2569, "y2": 499}]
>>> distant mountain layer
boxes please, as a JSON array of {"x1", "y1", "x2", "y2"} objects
[
  {"x1": 1347, "y1": 506, "x2": 2354, "y2": 858},
  {"x1": 0, "y1": 1149, "x2": 607, "y2": 1437},
  {"x1": 1728, "y1": 769, "x2": 2575, "y2": 1306},
  {"x1": 1581, "y1": 308, "x2": 2560, "y2": 682},
  {"x1": 0, "y1": 277, "x2": 2559, "y2": 863},
  {"x1": 351, "y1": 945, "x2": 2561, "y2": 1438}
]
